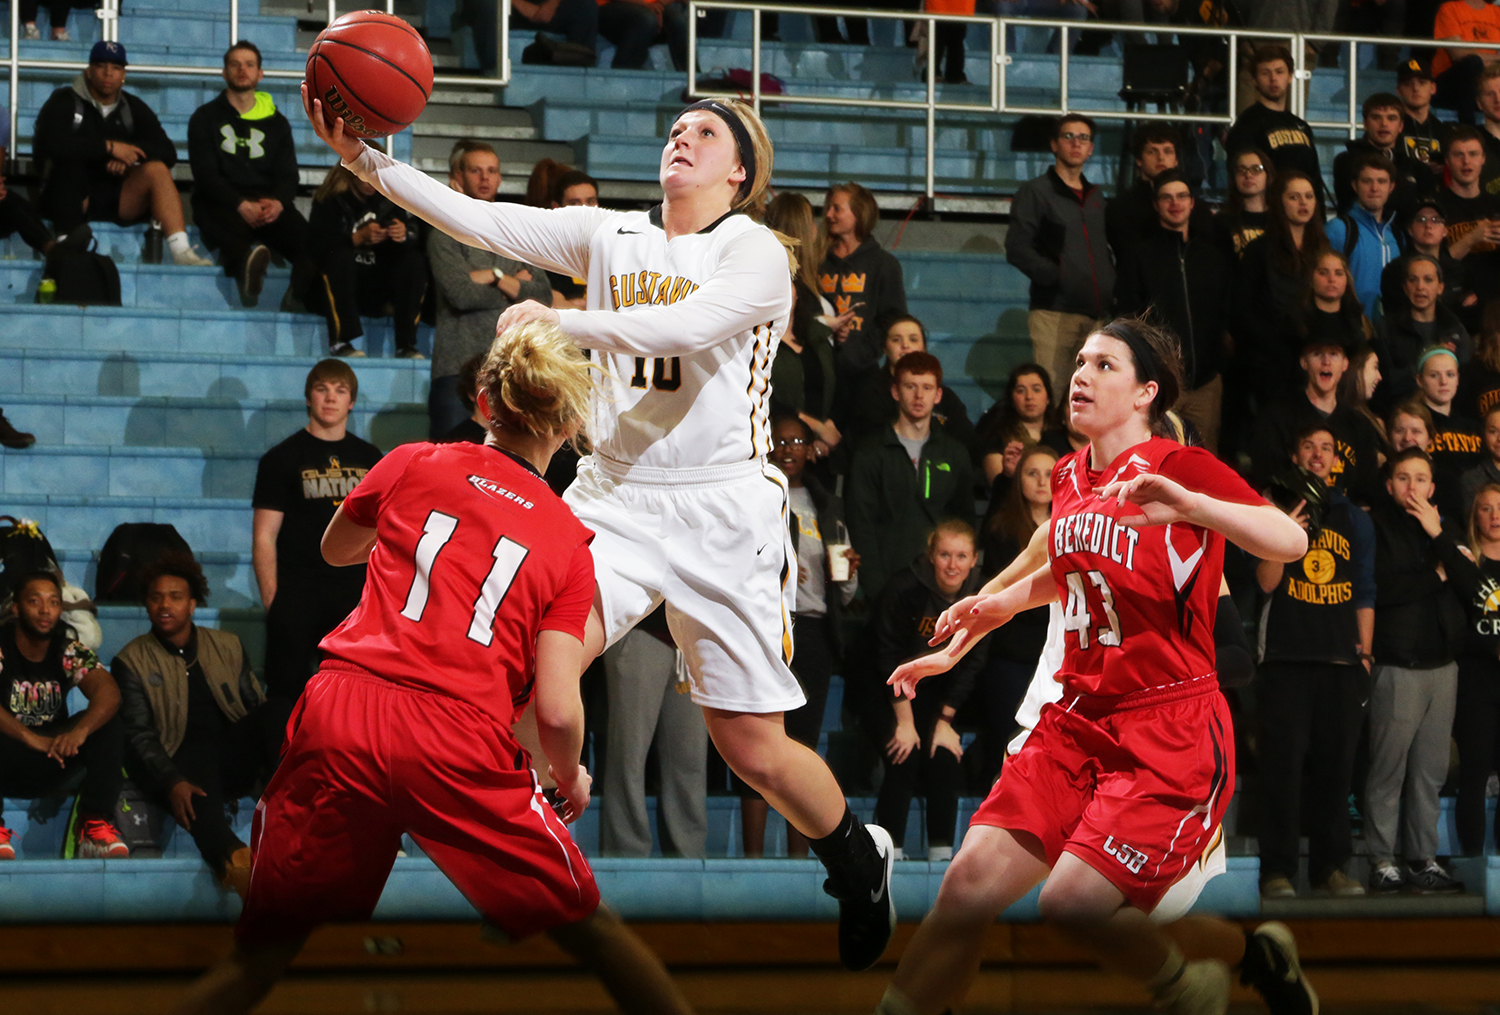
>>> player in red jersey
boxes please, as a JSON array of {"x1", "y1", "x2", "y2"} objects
[
  {"x1": 174, "y1": 322, "x2": 693, "y2": 1015},
  {"x1": 873, "y1": 318, "x2": 1312, "y2": 1015}
]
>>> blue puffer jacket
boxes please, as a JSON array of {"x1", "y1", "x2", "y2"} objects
[{"x1": 1325, "y1": 204, "x2": 1405, "y2": 319}]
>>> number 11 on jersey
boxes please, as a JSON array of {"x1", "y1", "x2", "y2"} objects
[
  {"x1": 1062, "y1": 570, "x2": 1122, "y2": 649},
  {"x1": 401, "y1": 510, "x2": 531, "y2": 647}
]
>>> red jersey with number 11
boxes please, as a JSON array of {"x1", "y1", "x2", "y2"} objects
[
  {"x1": 1048, "y1": 438, "x2": 1261, "y2": 699},
  {"x1": 319, "y1": 441, "x2": 595, "y2": 726}
]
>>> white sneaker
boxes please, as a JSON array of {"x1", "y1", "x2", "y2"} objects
[
  {"x1": 1156, "y1": 959, "x2": 1230, "y2": 1015},
  {"x1": 172, "y1": 244, "x2": 215, "y2": 267},
  {"x1": 52, "y1": 27, "x2": 71, "y2": 41},
  {"x1": 23, "y1": 23, "x2": 41, "y2": 40}
]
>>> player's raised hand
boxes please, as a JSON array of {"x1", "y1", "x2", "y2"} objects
[
  {"x1": 496, "y1": 299, "x2": 561, "y2": 339},
  {"x1": 301, "y1": 83, "x2": 365, "y2": 165},
  {"x1": 549, "y1": 764, "x2": 592, "y2": 824},
  {"x1": 1095, "y1": 471, "x2": 1202, "y2": 527},
  {"x1": 890, "y1": 593, "x2": 1014, "y2": 699}
]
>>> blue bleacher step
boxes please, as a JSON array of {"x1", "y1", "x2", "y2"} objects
[
  {"x1": 0, "y1": 348, "x2": 431, "y2": 405},
  {"x1": 0, "y1": 494, "x2": 255, "y2": 564},
  {"x1": 0, "y1": 260, "x2": 294, "y2": 314},
  {"x1": 0, "y1": 392, "x2": 425, "y2": 453},
  {"x1": 0, "y1": 443, "x2": 261, "y2": 499}
]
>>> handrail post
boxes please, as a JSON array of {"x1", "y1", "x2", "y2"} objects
[
  {"x1": 990, "y1": 16, "x2": 1000, "y2": 113},
  {"x1": 1059, "y1": 23, "x2": 1069, "y2": 113},
  {"x1": 230, "y1": 0, "x2": 240, "y2": 46},
  {"x1": 7, "y1": 0, "x2": 17, "y2": 179},
  {"x1": 687, "y1": 1, "x2": 698, "y2": 98},
  {"x1": 327, "y1": 0, "x2": 337, "y2": 26},
  {"x1": 500, "y1": 0, "x2": 511, "y2": 88},
  {"x1": 752, "y1": 7, "x2": 762, "y2": 117},
  {"x1": 926, "y1": 14, "x2": 936, "y2": 200},
  {"x1": 1227, "y1": 33, "x2": 1237, "y2": 120},
  {"x1": 1347, "y1": 38, "x2": 1357, "y2": 139}
]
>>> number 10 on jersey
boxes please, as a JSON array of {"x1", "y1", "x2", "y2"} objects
[{"x1": 1062, "y1": 570, "x2": 1122, "y2": 649}]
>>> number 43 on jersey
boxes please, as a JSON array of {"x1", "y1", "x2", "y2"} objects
[{"x1": 1062, "y1": 570, "x2": 1122, "y2": 649}]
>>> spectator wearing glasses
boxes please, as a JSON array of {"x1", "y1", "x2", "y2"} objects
[
  {"x1": 1432, "y1": 0, "x2": 1500, "y2": 125},
  {"x1": 1332, "y1": 93, "x2": 1435, "y2": 220},
  {"x1": 1381, "y1": 198, "x2": 1477, "y2": 334},
  {"x1": 1005, "y1": 115, "x2": 1113, "y2": 407},
  {"x1": 1213, "y1": 148, "x2": 1272, "y2": 258},
  {"x1": 1113, "y1": 170, "x2": 1233, "y2": 451},
  {"x1": 1224, "y1": 45, "x2": 1326, "y2": 213}
]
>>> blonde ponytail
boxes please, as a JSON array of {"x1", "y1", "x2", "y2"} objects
[{"x1": 479, "y1": 321, "x2": 597, "y2": 442}]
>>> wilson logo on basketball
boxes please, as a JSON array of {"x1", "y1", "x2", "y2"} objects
[
  {"x1": 321, "y1": 86, "x2": 375, "y2": 137},
  {"x1": 1102, "y1": 836, "x2": 1149, "y2": 873}
]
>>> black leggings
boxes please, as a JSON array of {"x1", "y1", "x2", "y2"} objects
[
  {"x1": 0, "y1": 189, "x2": 55, "y2": 253},
  {"x1": 1454, "y1": 658, "x2": 1500, "y2": 856},
  {"x1": 874, "y1": 692, "x2": 961, "y2": 851},
  {"x1": 192, "y1": 196, "x2": 311, "y2": 284},
  {"x1": 312, "y1": 240, "x2": 427, "y2": 352}
]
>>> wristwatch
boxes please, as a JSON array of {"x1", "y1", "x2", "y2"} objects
[{"x1": 491, "y1": 268, "x2": 506, "y2": 284}]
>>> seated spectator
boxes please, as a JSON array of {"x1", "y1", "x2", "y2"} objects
[
  {"x1": 1397, "y1": 56, "x2": 1448, "y2": 168},
  {"x1": 1, "y1": 105, "x2": 79, "y2": 257},
  {"x1": 547, "y1": 169, "x2": 599, "y2": 310},
  {"x1": 1459, "y1": 404, "x2": 1500, "y2": 513},
  {"x1": 847, "y1": 351, "x2": 975, "y2": 601},
  {"x1": 1213, "y1": 148, "x2": 1272, "y2": 258},
  {"x1": 742, "y1": 416, "x2": 858, "y2": 858},
  {"x1": 1366, "y1": 448, "x2": 1466, "y2": 894},
  {"x1": 1224, "y1": 45, "x2": 1325, "y2": 213},
  {"x1": 0, "y1": 571, "x2": 128, "y2": 860},
  {"x1": 1379, "y1": 199, "x2": 1477, "y2": 334},
  {"x1": 513, "y1": 0, "x2": 599, "y2": 63},
  {"x1": 839, "y1": 314, "x2": 974, "y2": 456},
  {"x1": 975, "y1": 444, "x2": 1055, "y2": 781},
  {"x1": 1451, "y1": 484, "x2": 1500, "y2": 857},
  {"x1": 188, "y1": 42, "x2": 310, "y2": 308},
  {"x1": 820, "y1": 180, "x2": 908, "y2": 379},
  {"x1": 440, "y1": 353, "x2": 489, "y2": 445},
  {"x1": 1374, "y1": 254, "x2": 1471, "y2": 409},
  {"x1": 1434, "y1": 127, "x2": 1500, "y2": 309},
  {"x1": 1417, "y1": 347, "x2": 1484, "y2": 520},
  {"x1": 599, "y1": 0, "x2": 689, "y2": 70},
  {"x1": 1326, "y1": 154, "x2": 1406, "y2": 318},
  {"x1": 1332, "y1": 94, "x2": 1435, "y2": 221},
  {"x1": 1234, "y1": 170, "x2": 1330, "y2": 403},
  {"x1": 21, "y1": 0, "x2": 76, "y2": 40},
  {"x1": 32, "y1": 42, "x2": 212, "y2": 266},
  {"x1": 427, "y1": 140, "x2": 551, "y2": 434},
  {"x1": 973, "y1": 362, "x2": 1067, "y2": 485},
  {"x1": 113, "y1": 553, "x2": 290, "y2": 896},
  {"x1": 1255, "y1": 423, "x2": 1375, "y2": 899},
  {"x1": 1458, "y1": 301, "x2": 1500, "y2": 417},
  {"x1": 1106, "y1": 125, "x2": 1210, "y2": 265},
  {"x1": 307, "y1": 152, "x2": 427, "y2": 358},
  {"x1": 525, "y1": 157, "x2": 570, "y2": 208},
  {"x1": 767, "y1": 193, "x2": 838, "y2": 439},
  {"x1": 870, "y1": 521, "x2": 985, "y2": 861},
  {"x1": 1433, "y1": 0, "x2": 1500, "y2": 124},
  {"x1": 252, "y1": 360, "x2": 382, "y2": 704},
  {"x1": 1113, "y1": 170, "x2": 1233, "y2": 450},
  {"x1": 600, "y1": 610, "x2": 707, "y2": 858},
  {"x1": 1005, "y1": 115, "x2": 1112, "y2": 403}
]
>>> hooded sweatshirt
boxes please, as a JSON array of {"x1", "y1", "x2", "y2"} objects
[
  {"x1": 817, "y1": 237, "x2": 908, "y2": 375},
  {"x1": 1325, "y1": 202, "x2": 1405, "y2": 317},
  {"x1": 187, "y1": 90, "x2": 299, "y2": 211},
  {"x1": 872, "y1": 556, "x2": 987, "y2": 716},
  {"x1": 33, "y1": 74, "x2": 176, "y2": 176}
]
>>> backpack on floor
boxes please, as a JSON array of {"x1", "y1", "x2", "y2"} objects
[
  {"x1": 0, "y1": 515, "x2": 61, "y2": 600},
  {"x1": 95, "y1": 523, "x2": 193, "y2": 602},
  {"x1": 38, "y1": 240, "x2": 121, "y2": 307}
]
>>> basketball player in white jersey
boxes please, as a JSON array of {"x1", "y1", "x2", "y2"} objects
[{"x1": 304, "y1": 89, "x2": 896, "y2": 970}]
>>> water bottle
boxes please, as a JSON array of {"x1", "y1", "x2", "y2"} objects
[
  {"x1": 142, "y1": 222, "x2": 163, "y2": 265},
  {"x1": 37, "y1": 279, "x2": 56, "y2": 304}
]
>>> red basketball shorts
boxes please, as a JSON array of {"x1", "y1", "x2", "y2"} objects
[
  {"x1": 972, "y1": 677, "x2": 1234, "y2": 914},
  {"x1": 236, "y1": 667, "x2": 599, "y2": 946}
]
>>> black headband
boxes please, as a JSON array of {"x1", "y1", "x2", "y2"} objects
[
  {"x1": 1106, "y1": 323, "x2": 1170, "y2": 404},
  {"x1": 678, "y1": 99, "x2": 756, "y2": 201}
]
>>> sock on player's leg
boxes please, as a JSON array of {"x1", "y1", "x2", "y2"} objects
[
  {"x1": 874, "y1": 985, "x2": 920, "y2": 1015},
  {"x1": 808, "y1": 805, "x2": 881, "y2": 890}
]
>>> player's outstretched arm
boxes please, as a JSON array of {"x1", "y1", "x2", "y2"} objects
[
  {"x1": 534, "y1": 630, "x2": 591, "y2": 823},
  {"x1": 889, "y1": 562, "x2": 1059, "y2": 700},
  {"x1": 321, "y1": 505, "x2": 378, "y2": 566},
  {"x1": 1096, "y1": 472, "x2": 1308, "y2": 563}
]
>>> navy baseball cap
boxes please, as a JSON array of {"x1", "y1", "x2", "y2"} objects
[
  {"x1": 89, "y1": 40, "x2": 128, "y2": 66},
  {"x1": 1397, "y1": 56, "x2": 1433, "y2": 83}
]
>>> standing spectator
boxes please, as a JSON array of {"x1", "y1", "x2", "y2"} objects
[
  {"x1": 188, "y1": 42, "x2": 310, "y2": 308},
  {"x1": 1254, "y1": 424, "x2": 1375, "y2": 899},
  {"x1": 1432, "y1": 0, "x2": 1500, "y2": 124},
  {"x1": 1005, "y1": 114, "x2": 1113, "y2": 405},
  {"x1": 113, "y1": 553, "x2": 291, "y2": 896},
  {"x1": 1435, "y1": 127, "x2": 1500, "y2": 309},
  {"x1": 440, "y1": 354, "x2": 489, "y2": 445},
  {"x1": 1451, "y1": 484, "x2": 1500, "y2": 856},
  {"x1": 870, "y1": 521, "x2": 985, "y2": 861},
  {"x1": 1224, "y1": 45, "x2": 1326, "y2": 213},
  {"x1": 1459, "y1": 403, "x2": 1500, "y2": 512},
  {"x1": 1365, "y1": 448, "x2": 1466, "y2": 894},
  {"x1": 766, "y1": 193, "x2": 838, "y2": 433},
  {"x1": 20, "y1": 0, "x2": 76, "y2": 40},
  {"x1": 308, "y1": 155, "x2": 428, "y2": 358},
  {"x1": 1417, "y1": 347, "x2": 1484, "y2": 520},
  {"x1": 1213, "y1": 148, "x2": 1273, "y2": 258},
  {"x1": 546, "y1": 169, "x2": 599, "y2": 311},
  {"x1": 838, "y1": 314, "x2": 975, "y2": 455},
  {"x1": 251, "y1": 360, "x2": 382, "y2": 704},
  {"x1": 1325, "y1": 153, "x2": 1406, "y2": 317},
  {"x1": 32, "y1": 41, "x2": 213, "y2": 266},
  {"x1": 743, "y1": 416, "x2": 859, "y2": 858},
  {"x1": 1113, "y1": 170, "x2": 1233, "y2": 450},
  {"x1": 924, "y1": 0, "x2": 974, "y2": 84},
  {"x1": 599, "y1": 0, "x2": 690, "y2": 70},
  {"x1": 600, "y1": 612, "x2": 707, "y2": 858},
  {"x1": 427, "y1": 140, "x2": 552, "y2": 436},
  {"x1": 1331, "y1": 94, "x2": 1434, "y2": 220},
  {"x1": 1398, "y1": 56, "x2": 1449, "y2": 169},
  {"x1": 1235, "y1": 170, "x2": 1330, "y2": 403},
  {"x1": 0, "y1": 572, "x2": 128, "y2": 860},
  {"x1": 1104, "y1": 125, "x2": 1210, "y2": 264},
  {"x1": 819, "y1": 181, "x2": 908, "y2": 377},
  {"x1": 846, "y1": 351, "x2": 975, "y2": 601},
  {"x1": 973, "y1": 363, "x2": 1065, "y2": 486},
  {"x1": 1, "y1": 102, "x2": 75, "y2": 257},
  {"x1": 1375, "y1": 254, "x2": 1472, "y2": 409},
  {"x1": 1380, "y1": 200, "x2": 1477, "y2": 333}
]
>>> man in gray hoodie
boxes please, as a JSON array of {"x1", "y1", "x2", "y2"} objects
[{"x1": 1005, "y1": 114, "x2": 1114, "y2": 405}]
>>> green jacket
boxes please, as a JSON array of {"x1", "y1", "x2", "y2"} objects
[{"x1": 846, "y1": 423, "x2": 975, "y2": 601}]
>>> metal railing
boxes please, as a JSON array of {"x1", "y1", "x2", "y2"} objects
[{"x1": 4, "y1": 0, "x2": 511, "y2": 165}]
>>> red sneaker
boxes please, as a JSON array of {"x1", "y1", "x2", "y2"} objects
[
  {"x1": 76, "y1": 818, "x2": 129, "y2": 859},
  {"x1": 0, "y1": 824, "x2": 14, "y2": 861}
]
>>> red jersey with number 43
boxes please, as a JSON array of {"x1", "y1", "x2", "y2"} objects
[
  {"x1": 318, "y1": 441, "x2": 595, "y2": 726},
  {"x1": 1048, "y1": 438, "x2": 1262, "y2": 698}
]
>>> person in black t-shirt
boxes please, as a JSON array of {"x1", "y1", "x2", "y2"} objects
[
  {"x1": 0, "y1": 571, "x2": 129, "y2": 859},
  {"x1": 1223, "y1": 46, "x2": 1326, "y2": 214},
  {"x1": 1398, "y1": 56, "x2": 1449, "y2": 170},
  {"x1": 1254, "y1": 424, "x2": 1376, "y2": 899},
  {"x1": 251, "y1": 359, "x2": 382, "y2": 703}
]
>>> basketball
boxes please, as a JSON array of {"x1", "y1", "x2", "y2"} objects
[{"x1": 305, "y1": 10, "x2": 433, "y2": 138}]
